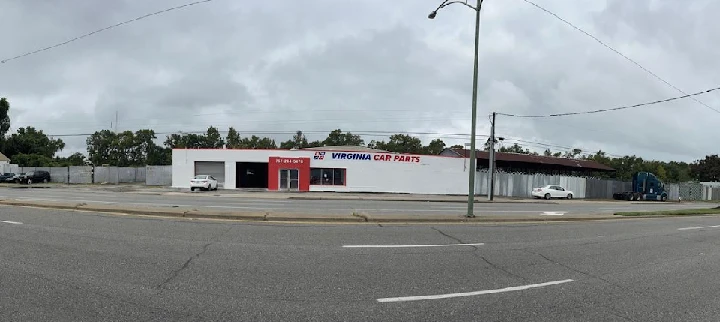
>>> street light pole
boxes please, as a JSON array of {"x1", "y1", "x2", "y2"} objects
[{"x1": 428, "y1": 0, "x2": 484, "y2": 218}]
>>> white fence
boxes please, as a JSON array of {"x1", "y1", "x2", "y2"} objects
[
  {"x1": 1, "y1": 162, "x2": 720, "y2": 199},
  {"x1": 0, "y1": 164, "x2": 172, "y2": 186},
  {"x1": 472, "y1": 170, "x2": 720, "y2": 200}
]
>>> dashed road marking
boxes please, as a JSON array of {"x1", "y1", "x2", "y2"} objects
[
  {"x1": 1, "y1": 220, "x2": 22, "y2": 225},
  {"x1": 678, "y1": 227, "x2": 704, "y2": 231},
  {"x1": 540, "y1": 212, "x2": 566, "y2": 216},
  {"x1": 377, "y1": 279, "x2": 574, "y2": 303},
  {"x1": 343, "y1": 243, "x2": 484, "y2": 248}
]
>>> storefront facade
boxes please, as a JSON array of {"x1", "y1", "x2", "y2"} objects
[{"x1": 171, "y1": 148, "x2": 471, "y2": 194}]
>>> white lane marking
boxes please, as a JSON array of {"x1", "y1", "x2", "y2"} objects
[
  {"x1": 15, "y1": 197, "x2": 58, "y2": 201},
  {"x1": 709, "y1": 225, "x2": 720, "y2": 228},
  {"x1": 207, "y1": 206, "x2": 542, "y2": 213},
  {"x1": 678, "y1": 227, "x2": 704, "y2": 231},
  {"x1": 343, "y1": 243, "x2": 484, "y2": 248},
  {"x1": 1, "y1": 220, "x2": 22, "y2": 225},
  {"x1": 128, "y1": 202, "x2": 191, "y2": 207},
  {"x1": 217, "y1": 199, "x2": 291, "y2": 204},
  {"x1": 540, "y1": 212, "x2": 566, "y2": 216},
  {"x1": 70, "y1": 199, "x2": 117, "y2": 204},
  {"x1": 206, "y1": 205, "x2": 260, "y2": 209},
  {"x1": 377, "y1": 279, "x2": 574, "y2": 303},
  {"x1": 16, "y1": 197, "x2": 117, "y2": 204}
]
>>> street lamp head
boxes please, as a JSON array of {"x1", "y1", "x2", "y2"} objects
[{"x1": 428, "y1": 11, "x2": 437, "y2": 19}]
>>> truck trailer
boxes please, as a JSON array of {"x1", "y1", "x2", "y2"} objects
[{"x1": 612, "y1": 171, "x2": 668, "y2": 201}]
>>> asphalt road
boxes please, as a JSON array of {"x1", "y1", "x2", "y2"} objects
[
  {"x1": 0, "y1": 187, "x2": 713, "y2": 217},
  {"x1": 3, "y1": 206, "x2": 720, "y2": 321}
]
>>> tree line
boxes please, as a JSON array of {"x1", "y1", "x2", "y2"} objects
[
  {"x1": 1, "y1": 97, "x2": 719, "y2": 182},
  {"x1": 86, "y1": 127, "x2": 451, "y2": 167},
  {"x1": 492, "y1": 142, "x2": 705, "y2": 183}
]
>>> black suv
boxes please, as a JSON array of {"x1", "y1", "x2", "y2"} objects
[{"x1": 17, "y1": 170, "x2": 51, "y2": 184}]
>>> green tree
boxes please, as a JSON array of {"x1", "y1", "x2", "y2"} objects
[
  {"x1": 86, "y1": 130, "x2": 116, "y2": 166},
  {"x1": 65, "y1": 152, "x2": 87, "y2": 166},
  {"x1": 564, "y1": 148, "x2": 583, "y2": 159},
  {"x1": 690, "y1": 155, "x2": 720, "y2": 182},
  {"x1": 322, "y1": 129, "x2": 364, "y2": 146},
  {"x1": 87, "y1": 129, "x2": 165, "y2": 166},
  {"x1": 423, "y1": 139, "x2": 446, "y2": 155},
  {"x1": 655, "y1": 163, "x2": 668, "y2": 182},
  {"x1": 237, "y1": 135, "x2": 277, "y2": 149},
  {"x1": 131, "y1": 129, "x2": 158, "y2": 166},
  {"x1": 498, "y1": 143, "x2": 531, "y2": 154},
  {"x1": 164, "y1": 126, "x2": 224, "y2": 149},
  {"x1": 204, "y1": 126, "x2": 224, "y2": 148},
  {"x1": 373, "y1": 134, "x2": 424, "y2": 154},
  {"x1": 280, "y1": 131, "x2": 320, "y2": 149},
  {"x1": 0, "y1": 98, "x2": 11, "y2": 144},
  {"x1": 449, "y1": 144, "x2": 464, "y2": 149},
  {"x1": 11, "y1": 153, "x2": 55, "y2": 167},
  {"x1": 226, "y1": 127, "x2": 242, "y2": 149},
  {"x1": 4, "y1": 126, "x2": 65, "y2": 159},
  {"x1": 665, "y1": 161, "x2": 691, "y2": 182},
  {"x1": 147, "y1": 146, "x2": 172, "y2": 165}
]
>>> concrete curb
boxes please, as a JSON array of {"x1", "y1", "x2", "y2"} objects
[{"x1": 286, "y1": 197, "x2": 559, "y2": 204}]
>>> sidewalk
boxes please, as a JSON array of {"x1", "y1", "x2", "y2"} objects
[
  {"x1": 0, "y1": 197, "x2": 628, "y2": 223},
  {"x1": 158, "y1": 191, "x2": 563, "y2": 204}
]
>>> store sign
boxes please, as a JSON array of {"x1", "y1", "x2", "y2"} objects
[
  {"x1": 374, "y1": 154, "x2": 421, "y2": 163},
  {"x1": 330, "y1": 152, "x2": 420, "y2": 163},
  {"x1": 332, "y1": 152, "x2": 371, "y2": 161},
  {"x1": 275, "y1": 158, "x2": 306, "y2": 165}
]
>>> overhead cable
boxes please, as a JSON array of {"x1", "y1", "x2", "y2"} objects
[
  {"x1": 1, "y1": 0, "x2": 214, "y2": 64},
  {"x1": 520, "y1": 0, "x2": 720, "y2": 114},
  {"x1": 497, "y1": 85, "x2": 720, "y2": 118}
]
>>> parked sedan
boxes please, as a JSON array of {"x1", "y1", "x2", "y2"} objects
[
  {"x1": 0, "y1": 173, "x2": 15, "y2": 183},
  {"x1": 531, "y1": 185, "x2": 574, "y2": 200},
  {"x1": 190, "y1": 175, "x2": 219, "y2": 191}
]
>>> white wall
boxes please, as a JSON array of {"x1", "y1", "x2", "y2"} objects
[{"x1": 172, "y1": 149, "x2": 471, "y2": 194}]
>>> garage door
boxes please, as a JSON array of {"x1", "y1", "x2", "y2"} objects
[{"x1": 194, "y1": 161, "x2": 225, "y2": 185}]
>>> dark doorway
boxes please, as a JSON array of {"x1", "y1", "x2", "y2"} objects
[{"x1": 236, "y1": 162, "x2": 269, "y2": 188}]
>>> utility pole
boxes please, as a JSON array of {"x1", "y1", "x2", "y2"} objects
[
  {"x1": 114, "y1": 110, "x2": 119, "y2": 185},
  {"x1": 488, "y1": 112, "x2": 496, "y2": 201},
  {"x1": 427, "y1": 0, "x2": 484, "y2": 217}
]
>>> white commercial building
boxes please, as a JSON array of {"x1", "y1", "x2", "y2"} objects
[{"x1": 171, "y1": 147, "x2": 471, "y2": 194}]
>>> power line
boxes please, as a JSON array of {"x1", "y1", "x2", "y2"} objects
[
  {"x1": 520, "y1": 0, "x2": 720, "y2": 114},
  {"x1": 496, "y1": 84, "x2": 720, "y2": 118},
  {"x1": 47, "y1": 128, "x2": 624, "y2": 157},
  {"x1": 10, "y1": 108, "x2": 445, "y2": 126},
  {"x1": 0, "y1": 0, "x2": 215, "y2": 64},
  {"x1": 48, "y1": 129, "x2": 490, "y2": 138}
]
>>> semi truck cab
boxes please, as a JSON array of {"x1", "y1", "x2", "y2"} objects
[{"x1": 613, "y1": 171, "x2": 668, "y2": 201}]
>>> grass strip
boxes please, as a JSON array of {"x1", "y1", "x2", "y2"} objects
[{"x1": 615, "y1": 207, "x2": 720, "y2": 217}]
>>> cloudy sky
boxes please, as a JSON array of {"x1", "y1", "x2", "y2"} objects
[{"x1": 1, "y1": 0, "x2": 718, "y2": 162}]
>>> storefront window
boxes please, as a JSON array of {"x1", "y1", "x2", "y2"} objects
[
  {"x1": 333, "y1": 169, "x2": 345, "y2": 185},
  {"x1": 310, "y1": 168, "x2": 346, "y2": 186},
  {"x1": 310, "y1": 168, "x2": 322, "y2": 185}
]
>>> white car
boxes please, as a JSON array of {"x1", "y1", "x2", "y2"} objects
[
  {"x1": 190, "y1": 175, "x2": 219, "y2": 191},
  {"x1": 531, "y1": 185, "x2": 573, "y2": 200}
]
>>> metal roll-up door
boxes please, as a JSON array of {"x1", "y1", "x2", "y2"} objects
[{"x1": 194, "y1": 161, "x2": 225, "y2": 185}]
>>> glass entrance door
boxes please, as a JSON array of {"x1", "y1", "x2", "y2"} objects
[{"x1": 279, "y1": 169, "x2": 299, "y2": 191}]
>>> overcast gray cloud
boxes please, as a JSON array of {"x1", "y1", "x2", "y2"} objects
[{"x1": 1, "y1": 0, "x2": 718, "y2": 162}]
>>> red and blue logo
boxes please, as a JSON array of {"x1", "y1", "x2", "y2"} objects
[{"x1": 314, "y1": 152, "x2": 326, "y2": 160}]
